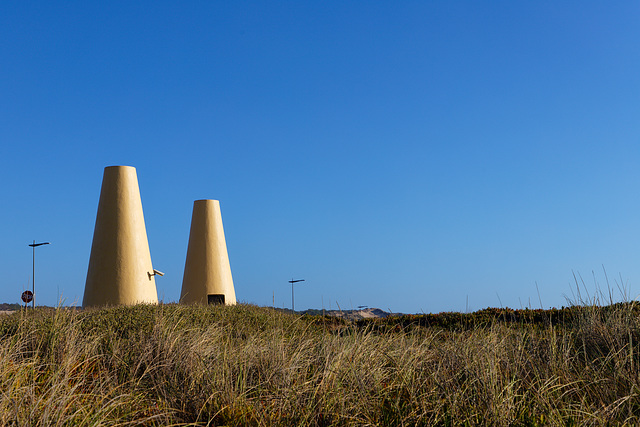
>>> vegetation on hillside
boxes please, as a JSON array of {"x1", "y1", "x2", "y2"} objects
[
  {"x1": 0, "y1": 303, "x2": 21, "y2": 311},
  {"x1": 2, "y1": 301, "x2": 640, "y2": 425}
]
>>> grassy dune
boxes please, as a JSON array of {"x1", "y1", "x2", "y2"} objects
[{"x1": 2, "y1": 302, "x2": 640, "y2": 425}]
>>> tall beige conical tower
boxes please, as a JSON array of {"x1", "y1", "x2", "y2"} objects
[
  {"x1": 83, "y1": 166, "x2": 159, "y2": 307},
  {"x1": 180, "y1": 199, "x2": 237, "y2": 305}
]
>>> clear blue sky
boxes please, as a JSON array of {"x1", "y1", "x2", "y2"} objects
[{"x1": 1, "y1": 1, "x2": 639, "y2": 313}]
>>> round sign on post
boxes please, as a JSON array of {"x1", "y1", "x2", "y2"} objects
[{"x1": 22, "y1": 290, "x2": 33, "y2": 304}]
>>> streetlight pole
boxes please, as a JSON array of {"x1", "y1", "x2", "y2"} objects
[
  {"x1": 29, "y1": 240, "x2": 50, "y2": 308},
  {"x1": 288, "y1": 279, "x2": 305, "y2": 312}
]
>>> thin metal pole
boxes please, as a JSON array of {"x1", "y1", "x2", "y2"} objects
[
  {"x1": 288, "y1": 279, "x2": 304, "y2": 312},
  {"x1": 29, "y1": 241, "x2": 49, "y2": 309},
  {"x1": 32, "y1": 240, "x2": 35, "y2": 309}
]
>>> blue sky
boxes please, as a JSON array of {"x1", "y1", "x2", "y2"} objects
[{"x1": 1, "y1": 1, "x2": 639, "y2": 313}]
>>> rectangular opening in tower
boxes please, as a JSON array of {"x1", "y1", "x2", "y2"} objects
[{"x1": 208, "y1": 294, "x2": 225, "y2": 305}]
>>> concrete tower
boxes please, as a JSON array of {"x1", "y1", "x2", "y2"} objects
[
  {"x1": 83, "y1": 166, "x2": 159, "y2": 307},
  {"x1": 180, "y1": 199, "x2": 237, "y2": 305}
]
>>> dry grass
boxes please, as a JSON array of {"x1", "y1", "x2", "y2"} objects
[{"x1": 2, "y1": 302, "x2": 640, "y2": 425}]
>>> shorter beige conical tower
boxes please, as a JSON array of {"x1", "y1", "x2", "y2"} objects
[
  {"x1": 180, "y1": 199, "x2": 237, "y2": 305},
  {"x1": 83, "y1": 166, "x2": 159, "y2": 307}
]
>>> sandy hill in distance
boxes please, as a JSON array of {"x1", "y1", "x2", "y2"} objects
[
  {"x1": 300, "y1": 307, "x2": 396, "y2": 321},
  {"x1": 0, "y1": 303, "x2": 397, "y2": 321}
]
